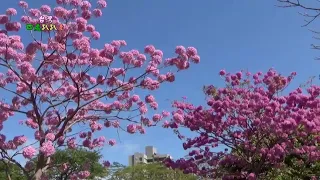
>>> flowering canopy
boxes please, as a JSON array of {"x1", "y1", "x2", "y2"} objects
[
  {"x1": 165, "y1": 69, "x2": 320, "y2": 179},
  {"x1": 0, "y1": 0, "x2": 199, "y2": 179}
]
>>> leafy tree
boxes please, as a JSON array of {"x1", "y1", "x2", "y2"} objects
[
  {"x1": 110, "y1": 162, "x2": 197, "y2": 180},
  {"x1": 0, "y1": 160, "x2": 26, "y2": 180},
  {"x1": 1, "y1": 148, "x2": 108, "y2": 180},
  {"x1": 44, "y1": 148, "x2": 108, "y2": 180},
  {"x1": 107, "y1": 162, "x2": 126, "y2": 176},
  {"x1": 0, "y1": 0, "x2": 199, "y2": 179},
  {"x1": 164, "y1": 69, "x2": 320, "y2": 179}
]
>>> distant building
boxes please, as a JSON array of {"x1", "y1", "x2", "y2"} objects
[{"x1": 128, "y1": 146, "x2": 172, "y2": 166}]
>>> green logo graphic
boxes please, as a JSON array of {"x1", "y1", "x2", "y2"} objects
[
  {"x1": 26, "y1": 24, "x2": 33, "y2": 30},
  {"x1": 34, "y1": 24, "x2": 41, "y2": 31}
]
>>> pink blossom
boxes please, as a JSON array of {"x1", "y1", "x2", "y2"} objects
[
  {"x1": 67, "y1": 138, "x2": 76, "y2": 149},
  {"x1": 108, "y1": 139, "x2": 116, "y2": 146},
  {"x1": 97, "y1": 0, "x2": 107, "y2": 8},
  {"x1": 34, "y1": 130, "x2": 44, "y2": 140},
  {"x1": 6, "y1": 8, "x2": 17, "y2": 16},
  {"x1": 5, "y1": 22, "x2": 21, "y2": 31},
  {"x1": 247, "y1": 173, "x2": 256, "y2": 180},
  {"x1": 137, "y1": 54, "x2": 146, "y2": 61},
  {"x1": 13, "y1": 135, "x2": 27, "y2": 146},
  {"x1": 40, "y1": 5, "x2": 51, "y2": 14},
  {"x1": 152, "y1": 114, "x2": 162, "y2": 122},
  {"x1": 186, "y1": 47, "x2": 197, "y2": 56},
  {"x1": 166, "y1": 72, "x2": 175, "y2": 82},
  {"x1": 91, "y1": 31, "x2": 100, "y2": 39},
  {"x1": 57, "y1": 137, "x2": 64, "y2": 146},
  {"x1": 219, "y1": 69, "x2": 226, "y2": 76},
  {"x1": 93, "y1": 9, "x2": 102, "y2": 17},
  {"x1": 173, "y1": 113, "x2": 184, "y2": 123},
  {"x1": 104, "y1": 121, "x2": 111, "y2": 127},
  {"x1": 164, "y1": 69, "x2": 320, "y2": 179},
  {"x1": 83, "y1": 139, "x2": 92, "y2": 148},
  {"x1": 0, "y1": 15, "x2": 9, "y2": 24},
  {"x1": 56, "y1": 0, "x2": 63, "y2": 4},
  {"x1": 40, "y1": 141, "x2": 55, "y2": 157},
  {"x1": 81, "y1": 10, "x2": 91, "y2": 20},
  {"x1": 45, "y1": 133, "x2": 55, "y2": 141},
  {"x1": 139, "y1": 105, "x2": 148, "y2": 114},
  {"x1": 158, "y1": 74, "x2": 166, "y2": 81},
  {"x1": 28, "y1": 9, "x2": 41, "y2": 17},
  {"x1": 131, "y1": 95, "x2": 140, "y2": 102},
  {"x1": 0, "y1": 134, "x2": 6, "y2": 143},
  {"x1": 54, "y1": 7, "x2": 68, "y2": 18},
  {"x1": 112, "y1": 121, "x2": 120, "y2": 128},
  {"x1": 110, "y1": 68, "x2": 125, "y2": 77},
  {"x1": 162, "y1": 120, "x2": 170, "y2": 128},
  {"x1": 153, "y1": 50, "x2": 163, "y2": 58},
  {"x1": 70, "y1": 0, "x2": 81, "y2": 6},
  {"x1": 127, "y1": 124, "x2": 136, "y2": 134},
  {"x1": 79, "y1": 132, "x2": 87, "y2": 138},
  {"x1": 150, "y1": 102, "x2": 158, "y2": 110},
  {"x1": 0, "y1": 1, "x2": 201, "y2": 177},
  {"x1": 175, "y1": 45, "x2": 186, "y2": 55},
  {"x1": 81, "y1": 1, "x2": 92, "y2": 10},
  {"x1": 23, "y1": 146, "x2": 37, "y2": 159},
  {"x1": 162, "y1": 111, "x2": 170, "y2": 117},
  {"x1": 18, "y1": 1, "x2": 28, "y2": 8},
  {"x1": 145, "y1": 94, "x2": 155, "y2": 103},
  {"x1": 144, "y1": 45, "x2": 155, "y2": 54},
  {"x1": 190, "y1": 55, "x2": 200, "y2": 63},
  {"x1": 86, "y1": 24, "x2": 95, "y2": 32}
]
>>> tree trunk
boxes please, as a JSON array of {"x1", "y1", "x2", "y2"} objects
[
  {"x1": 33, "y1": 169, "x2": 43, "y2": 180},
  {"x1": 32, "y1": 155, "x2": 50, "y2": 180}
]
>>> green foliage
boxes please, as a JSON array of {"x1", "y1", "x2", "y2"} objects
[
  {"x1": 0, "y1": 160, "x2": 26, "y2": 180},
  {"x1": 110, "y1": 162, "x2": 197, "y2": 180},
  {"x1": 269, "y1": 154, "x2": 320, "y2": 180},
  {"x1": 46, "y1": 148, "x2": 107, "y2": 179},
  {"x1": 0, "y1": 148, "x2": 107, "y2": 180}
]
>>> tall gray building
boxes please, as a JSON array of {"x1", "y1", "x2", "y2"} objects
[{"x1": 128, "y1": 146, "x2": 172, "y2": 166}]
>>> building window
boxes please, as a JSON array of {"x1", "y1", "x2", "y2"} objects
[{"x1": 139, "y1": 157, "x2": 142, "y2": 161}]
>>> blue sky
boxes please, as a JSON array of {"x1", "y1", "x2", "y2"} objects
[{"x1": 0, "y1": 0, "x2": 319, "y2": 166}]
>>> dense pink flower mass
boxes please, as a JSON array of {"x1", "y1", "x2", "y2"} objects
[
  {"x1": 13, "y1": 135, "x2": 27, "y2": 146},
  {"x1": 23, "y1": 146, "x2": 36, "y2": 159},
  {"x1": 0, "y1": 0, "x2": 199, "y2": 179},
  {"x1": 40, "y1": 141, "x2": 55, "y2": 157},
  {"x1": 165, "y1": 69, "x2": 320, "y2": 179}
]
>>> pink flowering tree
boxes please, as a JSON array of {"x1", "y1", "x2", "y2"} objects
[
  {"x1": 164, "y1": 69, "x2": 320, "y2": 179},
  {"x1": 0, "y1": 0, "x2": 200, "y2": 179}
]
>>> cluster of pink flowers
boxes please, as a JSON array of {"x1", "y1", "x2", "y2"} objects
[
  {"x1": 23, "y1": 146, "x2": 37, "y2": 159},
  {"x1": 0, "y1": 0, "x2": 200, "y2": 178},
  {"x1": 13, "y1": 135, "x2": 27, "y2": 146},
  {"x1": 40, "y1": 141, "x2": 55, "y2": 157},
  {"x1": 108, "y1": 139, "x2": 116, "y2": 146},
  {"x1": 165, "y1": 69, "x2": 320, "y2": 179}
]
